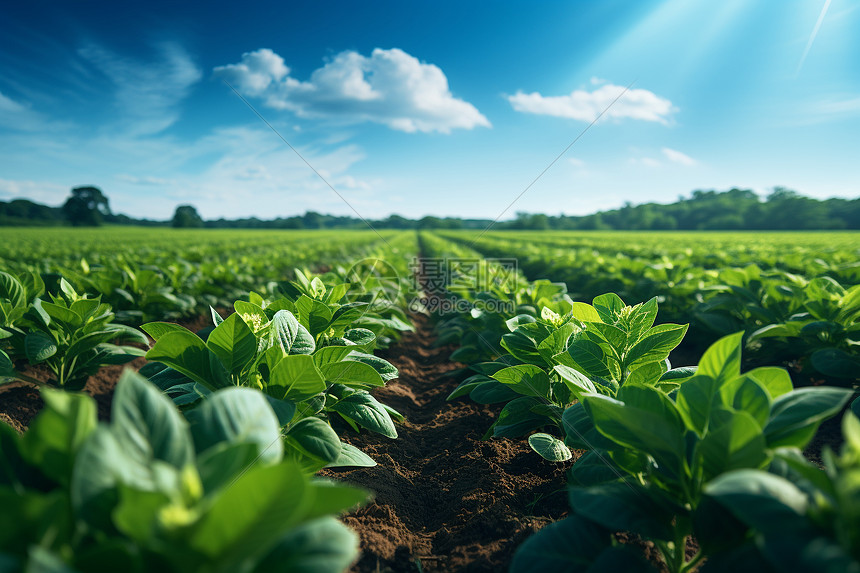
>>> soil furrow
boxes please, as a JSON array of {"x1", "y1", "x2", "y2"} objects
[{"x1": 324, "y1": 314, "x2": 571, "y2": 572}]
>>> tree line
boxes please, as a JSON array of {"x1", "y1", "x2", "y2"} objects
[{"x1": 1, "y1": 185, "x2": 858, "y2": 230}]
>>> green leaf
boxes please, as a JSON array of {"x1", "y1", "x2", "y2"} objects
[
  {"x1": 268, "y1": 354, "x2": 326, "y2": 402},
  {"x1": 569, "y1": 481, "x2": 676, "y2": 540},
  {"x1": 583, "y1": 387, "x2": 686, "y2": 478},
  {"x1": 146, "y1": 330, "x2": 230, "y2": 390},
  {"x1": 746, "y1": 367, "x2": 793, "y2": 399},
  {"x1": 592, "y1": 293, "x2": 625, "y2": 323},
  {"x1": 510, "y1": 515, "x2": 652, "y2": 573},
  {"x1": 675, "y1": 375, "x2": 720, "y2": 436},
  {"x1": 696, "y1": 408, "x2": 768, "y2": 480},
  {"x1": 810, "y1": 348, "x2": 860, "y2": 379},
  {"x1": 285, "y1": 418, "x2": 341, "y2": 463},
  {"x1": 625, "y1": 324, "x2": 688, "y2": 369},
  {"x1": 186, "y1": 462, "x2": 310, "y2": 562},
  {"x1": 492, "y1": 396, "x2": 547, "y2": 438},
  {"x1": 325, "y1": 442, "x2": 377, "y2": 469},
  {"x1": 528, "y1": 432, "x2": 572, "y2": 461},
  {"x1": 568, "y1": 339, "x2": 612, "y2": 379},
  {"x1": 207, "y1": 313, "x2": 257, "y2": 375},
  {"x1": 568, "y1": 302, "x2": 601, "y2": 323},
  {"x1": 234, "y1": 300, "x2": 270, "y2": 333},
  {"x1": 719, "y1": 375, "x2": 772, "y2": 428},
  {"x1": 0, "y1": 348, "x2": 13, "y2": 377},
  {"x1": 764, "y1": 387, "x2": 854, "y2": 448},
  {"x1": 331, "y1": 392, "x2": 397, "y2": 438},
  {"x1": 25, "y1": 331, "x2": 57, "y2": 364},
  {"x1": 697, "y1": 332, "x2": 744, "y2": 383},
  {"x1": 112, "y1": 370, "x2": 194, "y2": 469},
  {"x1": 343, "y1": 352, "x2": 398, "y2": 381},
  {"x1": 554, "y1": 365, "x2": 597, "y2": 399},
  {"x1": 269, "y1": 310, "x2": 316, "y2": 355},
  {"x1": 252, "y1": 517, "x2": 361, "y2": 573},
  {"x1": 141, "y1": 322, "x2": 190, "y2": 341},
  {"x1": 23, "y1": 388, "x2": 97, "y2": 485},
  {"x1": 189, "y1": 387, "x2": 284, "y2": 464},
  {"x1": 705, "y1": 469, "x2": 809, "y2": 531},
  {"x1": 492, "y1": 364, "x2": 552, "y2": 398},
  {"x1": 319, "y1": 360, "x2": 384, "y2": 388}
]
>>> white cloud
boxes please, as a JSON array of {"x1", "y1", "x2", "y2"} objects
[
  {"x1": 508, "y1": 82, "x2": 676, "y2": 124},
  {"x1": 212, "y1": 49, "x2": 289, "y2": 96},
  {"x1": 213, "y1": 47, "x2": 491, "y2": 134},
  {"x1": 629, "y1": 157, "x2": 662, "y2": 168},
  {"x1": 567, "y1": 157, "x2": 587, "y2": 168},
  {"x1": 79, "y1": 43, "x2": 202, "y2": 135},
  {"x1": 661, "y1": 147, "x2": 697, "y2": 166},
  {"x1": 0, "y1": 178, "x2": 68, "y2": 204},
  {"x1": 0, "y1": 91, "x2": 72, "y2": 132},
  {"x1": 116, "y1": 174, "x2": 177, "y2": 185}
]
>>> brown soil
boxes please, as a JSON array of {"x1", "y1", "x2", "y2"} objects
[
  {"x1": 0, "y1": 358, "x2": 147, "y2": 431},
  {"x1": 323, "y1": 314, "x2": 573, "y2": 572}
]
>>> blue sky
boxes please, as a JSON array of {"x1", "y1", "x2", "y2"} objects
[{"x1": 1, "y1": 0, "x2": 858, "y2": 220}]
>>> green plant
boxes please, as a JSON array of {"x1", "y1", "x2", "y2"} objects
[
  {"x1": 448, "y1": 293, "x2": 689, "y2": 461},
  {"x1": 0, "y1": 370, "x2": 367, "y2": 572},
  {"x1": 142, "y1": 283, "x2": 404, "y2": 472},
  {"x1": 704, "y1": 411, "x2": 860, "y2": 572},
  {"x1": 1, "y1": 278, "x2": 147, "y2": 390},
  {"x1": 513, "y1": 332, "x2": 854, "y2": 573}
]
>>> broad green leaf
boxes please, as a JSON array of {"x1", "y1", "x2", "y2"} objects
[
  {"x1": 705, "y1": 469, "x2": 809, "y2": 531},
  {"x1": 696, "y1": 408, "x2": 768, "y2": 479},
  {"x1": 188, "y1": 387, "x2": 284, "y2": 464},
  {"x1": 252, "y1": 517, "x2": 360, "y2": 573},
  {"x1": 569, "y1": 481, "x2": 676, "y2": 540},
  {"x1": 764, "y1": 387, "x2": 854, "y2": 448},
  {"x1": 269, "y1": 310, "x2": 316, "y2": 355},
  {"x1": 343, "y1": 352, "x2": 398, "y2": 381},
  {"x1": 112, "y1": 370, "x2": 194, "y2": 469},
  {"x1": 625, "y1": 324, "x2": 688, "y2": 369},
  {"x1": 554, "y1": 364, "x2": 597, "y2": 399},
  {"x1": 268, "y1": 354, "x2": 326, "y2": 402},
  {"x1": 285, "y1": 418, "x2": 341, "y2": 463},
  {"x1": 331, "y1": 392, "x2": 397, "y2": 438},
  {"x1": 510, "y1": 515, "x2": 652, "y2": 573},
  {"x1": 568, "y1": 339, "x2": 612, "y2": 379},
  {"x1": 584, "y1": 387, "x2": 686, "y2": 478},
  {"x1": 528, "y1": 432, "x2": 572, "y2": 461},
  {"x1": 146, "y1": 330, "x2": 230, "y2": 390},
  {"x1": 320, "y1": 360, "x2": 384, "y2": 388},
  {"x1": 810, "y1": 348, "x2": 860, "y2": 379},
  {"x1": 746, "y1": 367, "x2": 793, "y2": 399},
  {"x1": 25, "y1": 331, "x2": 57, "y2": 364},
  {"x1": 186, "y1": 462, "x2": 309, "y2": 561},
  {"x1": 697, "y1": 332, "x2": 744, "y2": 383},
  {"x1": 492, "y1": 364, "x2": 551, "y2": 398},
  {"x1": 676, "y1": 374, "x2": 721, "y2": 436},
  {"x1": 492, "y1": 396, "x2": 547, "y2": 438},
  {"x1": 719, "y1": 375, "x2": 772, "y2": 428},
  {"x1": 325, "y1": 442, "x2": 376, "y2": 468},
  {"x1": 568, "y1": 302, "x2": 601, "y2": 323},
  {"x1": 592, "y1": 293, "x2": 625, "y2": 323},
  {"x1": 207, "y1": 313, "x2": 257, "y2": 375},
  {"x1": 23, "y1": 388, "x2": 97, "y2": 485},
  {"x1": 138, "y1": 321, "x2": 188, "y2": 342}
]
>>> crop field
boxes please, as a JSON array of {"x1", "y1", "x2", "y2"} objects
[{"x1": 1, "y1": 227, "x2": 859, "y2": 573}]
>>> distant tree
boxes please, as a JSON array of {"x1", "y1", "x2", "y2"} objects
[
  {"x1": 171, "y1": 204, "x2": 204, "y2": 228},
  {"x1": 61, "y1": 186, "x2": 111, "y2": 226}
]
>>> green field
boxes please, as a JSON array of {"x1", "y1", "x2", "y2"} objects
[{"x1": 1, "y1": 227, "x2": 858, "y2": 572}]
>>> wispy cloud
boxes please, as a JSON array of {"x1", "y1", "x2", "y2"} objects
[
  {"x1": 661, "y1": 147, "x2": 697, "y2": 166},
  {"x1": 508, "y1": 81, "x2": 676, "y2": 124},
  {"x1": 0, "y1": 178, "x2": 68, "y2": 204},
  {"x1": 0, "y1": 91, "x2": 73, "y2": 132},
  {"x1": 214, "y1": 48, "x2": 491, "y2": 134},
  {"x1": 78, "y1": 43, "x2": 202, "y2": 136}
]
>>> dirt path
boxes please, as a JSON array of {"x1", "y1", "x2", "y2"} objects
[{"x1": 324, "y1": 315, "x2": 571, "y2": 572}]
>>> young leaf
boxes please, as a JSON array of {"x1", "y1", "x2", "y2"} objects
[
  {"x1": 528, "y1": 432, "x2": 572, "y2": 462},
  {"x1": 207, "y1": 313, "x2": 256, "y2": 375}
]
